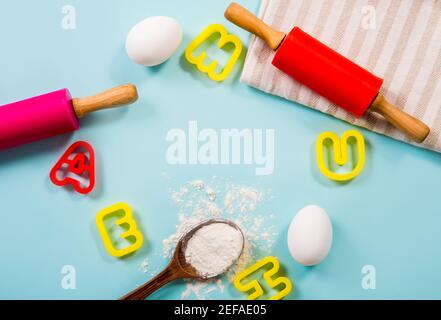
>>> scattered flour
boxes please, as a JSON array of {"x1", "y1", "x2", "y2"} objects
[
  {"x1": 206, "y1": 187, "x2": 217, "y2": 202},
  {"x1": 139, "y1": 258, "x2": 149, "y2": 274},
  {"x1": 160, "y1": 178, "x2": 276, "y2": 300},
  {"x1": 180, "y1": 278, "x2": 224, "y2": 300},
  {"x1": 184, "y1": 222, "x2": 244, "y2": 278},
  {"x1": 192, "y1": 180, "x2": 204, "y2": 190}
]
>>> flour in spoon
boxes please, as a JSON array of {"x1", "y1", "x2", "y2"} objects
[
  {"x1": 184, "y1": 223, "x2": 244, "y2": 278},
  {"x1": 143, "y1": 177, "x2": 276, "y2": 299}
]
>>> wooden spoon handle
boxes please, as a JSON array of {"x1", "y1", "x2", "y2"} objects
[
  {"x1": 72, "y1": 84, "x2": 138, "y2": 119},
  {"x1": 370, "y1": 94, "x2": 430, "y2": 143},
  {"x1": 224, "y1": 2, "x2": 286, "y2": 50},
  {"x1": 120, "y1": 267, "x2": 179, "y2": 300}
]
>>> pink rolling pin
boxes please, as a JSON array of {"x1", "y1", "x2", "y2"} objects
[{"x1": 0, "y1": 84, "x2": 138, "y2": 151}]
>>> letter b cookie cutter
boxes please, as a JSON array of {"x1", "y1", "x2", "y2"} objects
[
  {"x1": 316, "y1": 130, "x2": 366, "y2": 181},
  {"x1": 185, "y1": 24, "x2": 242, "y2": 82}
]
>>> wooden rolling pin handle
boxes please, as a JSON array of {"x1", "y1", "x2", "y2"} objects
[
  {"x1": 72, "y1": 84, "x2": 138, "y2": 119},
  {"x1": 370, "y1": 94, "x2": 430, "y2": 143},
  {"x1": 225, "y1": 2, "x2": 286, "y2": 50}
]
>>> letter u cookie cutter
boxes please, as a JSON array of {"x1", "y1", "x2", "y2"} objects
[
  {"x1": 185, "y1": 24, "x2": 242, "y2": 82},
  {"x1": 316, "y1": 130, "x2": 366, "y2": 181},
  {"x1": 233, "y1": 256, "x2": 293, "y2": 300},
  {"x1": 96, "y1": 202, "x2": 144, "y2": 258}
]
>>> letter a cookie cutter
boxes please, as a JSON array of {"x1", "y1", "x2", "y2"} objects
[
  {"x1": 316, "y1": 130, "x2": 366, "y2": 181},
  {"x1": 185, "y1": 24, "x2": 242, "y2": 82},
  {"x1": 49, "y1": 141, "x2": 95, "y2": 195},
  {"x1": 96, "y1": 202, "x2": 144, "y2": 258},
  {"x1": 233, "y1": 256, "x2": 293, "y2": 300}
]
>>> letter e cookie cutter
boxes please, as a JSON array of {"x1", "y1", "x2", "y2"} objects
[
  {"x1": 96, "y1": 202, "x2": 144, "y2": 258},
  {"x1": 233, "y1": 256, "x2": 293, "y2": 300}
]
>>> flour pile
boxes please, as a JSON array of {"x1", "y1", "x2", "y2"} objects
[
  {"x1": 162, "y1": 178, "x2": 276, "y2": 299},
  {"x1": 184, "y1": 222, "x2": 244, "y2": 278}
]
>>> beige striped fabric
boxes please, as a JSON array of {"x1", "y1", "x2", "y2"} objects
[{"x1": 241, "y1": 0, "x2": 441, "y2": 152}]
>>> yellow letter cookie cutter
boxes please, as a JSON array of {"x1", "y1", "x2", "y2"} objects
[
  {"x1": 316, "y1": 130, "x2": 366, "y2": 181},
  {"x1": 233, "y1": 256, "x2": 293, "y2": 300},
  {"x1": 185, "y1": 24, "x2": 242, "y2": 82},
  {"x1": 96, "y1": 202, "x2": 144, "y2": 258}
]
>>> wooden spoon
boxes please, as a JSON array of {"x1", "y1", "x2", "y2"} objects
[{"x1": 120, "y1": 219, "x2": 245, "y2": 300}]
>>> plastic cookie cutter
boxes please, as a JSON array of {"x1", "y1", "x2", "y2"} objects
[
  {"x1": 49, "y1": 141, "x2": 95, "y2": 195},
  {"x1": 233, "y1": 256, "x2": 293, "y2": 300},
  {"x1": 316, "y1": 130, "x2": 366, "y2": 181},
  {"x1": 96, "y1": 202, "x2": 144, "y2": 258},
  {"x1": 185, "y1": 23, "x2": 243, "y2": 82}
]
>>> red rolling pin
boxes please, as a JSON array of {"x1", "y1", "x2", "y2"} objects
[{"x1": 225, "y1": 3, "x2": 430, "y2": 142}]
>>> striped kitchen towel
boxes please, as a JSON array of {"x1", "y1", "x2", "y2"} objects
[{"x1": 241, "y1": 0, "x2": 441, "y2": 152}]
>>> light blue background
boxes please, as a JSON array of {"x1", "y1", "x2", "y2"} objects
[{"x1": 1, "y1": 0, "x2": 441, "y2": 300}]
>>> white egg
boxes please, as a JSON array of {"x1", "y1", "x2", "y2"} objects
[
  {"x1": 125, "y1": 16, "x2": 183, "y2": 67},
  {"x1": 287, "y1": 205, "x2": 333, "y2": 266}
]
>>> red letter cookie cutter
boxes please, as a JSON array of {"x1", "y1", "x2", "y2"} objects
[{"x1": 50, "y1": 141, "x2": 95, "y2": 194}]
